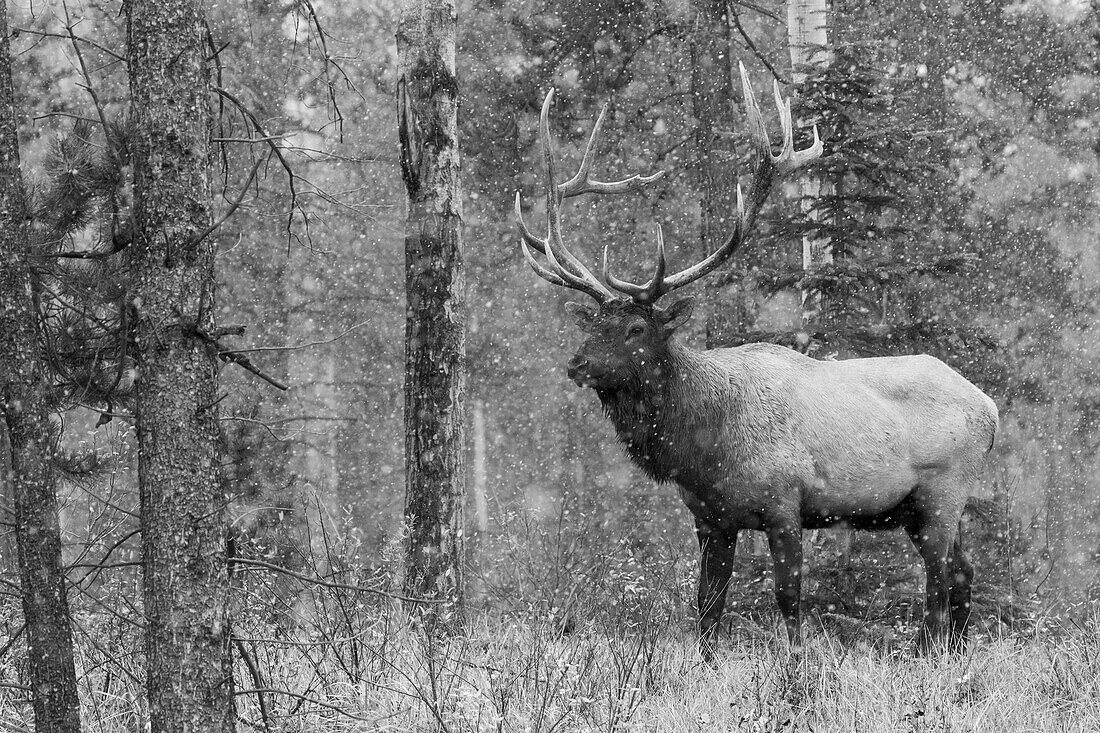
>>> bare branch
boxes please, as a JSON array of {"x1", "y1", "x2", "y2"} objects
[
  {"x1": 728, "y1": 3, "x2": 787, "y2": 85},
  {"x1": 228, "y1": 556, "x2": 445, "y2": 604},
  {"x1": 192, "y1": 153, "x2": 267, "y2": 247},
  {"x1": 0, "y1": 623, "x2": 25, "y2": 661},
  {"x1": 232, "y1": 636, "x2": 272, "y2": 733},
  {"x1": 234, "y1": 688, "x2": 381, "y2": 724},
  {"x1": 10, "y1": 26, "x2": 125, "y2": 62},
  {"x1": 213, "y1": 86, "x2": 304, "y2": 244},
  {"x1": 227, "y1": 320, "x2": 370, "y2": 355},
  {"x1": 62, "y1": 3, "x2": 113, "y2": 156},
  {"x1": 293, "y1": 0, "x2": 360, "y2": 138}
]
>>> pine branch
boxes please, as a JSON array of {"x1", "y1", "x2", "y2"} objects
[{"x1": 755, "y1": 253, "x2": 978, "y2": 296}]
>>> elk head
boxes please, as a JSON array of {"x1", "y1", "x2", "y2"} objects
[{"x1": 515, "y1": 63, "x2": 823, "y2": 393}]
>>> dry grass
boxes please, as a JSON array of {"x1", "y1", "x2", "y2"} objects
[
  {"x1": 321, "y1": 615, "x2": 1100, "y2": 733},
  {"x1": 6, "y1": 608, "x2": 1095, "y2": 732},
  {"x1": 2, "y1": 552, "x2": 1098, "y2": 733}
]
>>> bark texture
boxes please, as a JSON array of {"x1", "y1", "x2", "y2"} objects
[
  {"x1": 787, "y1": 0, "x2": 832, "y2": 322},
  {"x1": 0, "y1": 8, "x2": 82, "y2": 732},
  {"x1": 127, "y1": 2, "x2": 233, "y2": 730},
  {"x1": 689, "y1": 0, "x2": 742, "y2": 348},
  {"x1": 396, "y1": 0, "x2": 467, "y2": 622}
]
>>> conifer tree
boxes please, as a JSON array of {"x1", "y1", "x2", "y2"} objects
[
  {"x1": 127, "y1": 1, "x2": 234, "y2": 729},
  {"x1": 0, "y1": 8, "x2": 82, "y2": 732}
]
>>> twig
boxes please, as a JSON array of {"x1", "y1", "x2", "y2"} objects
[
  {"x1": 232, "y1": 636, "x2": 272, "y2": 733},
  {"x1": 729, "y1": 2, "x2": 787, "y2": 86},
  {"x1": 74, "y1": 402, "x2": 133, "y2": 423},
  {"x1": 212, "y1": 135, "x2": 291, "y2": 144},
  {"x1": 295, "y1": 0, "x2": 347, "y2": 139},
  {"x1": 213, "y1": 87, "x2": 302, "y2": 243},
  {"x1": 228, "y1": 556, "x2": 445, "y2": 604},
  {"x1": 220, "y1": 415, "x2": 303, "y2": 443},
  {"x1": 0, "y1": 623, "x2": 26, "y2": 661},
  {"x1": 69, "y1": 614, "x2": 145, "y2": 688},
  {"x1": 66, "y1": 579, "x2": 145, "y2": 630},
  {"x1": 65, "y1": 478, "x2": 139, "y2": 519},
  {"x1": 207, "y1": 40, "x2": 231, "y2": 63},
  {"x1": 67, "y1": 561, "x2": 140, "y2": 570},
  {"x1": 234, "y1": 688, "x2": 380, "y2": 723},
  {"x1": 229, "y1": 320, "x2": 370, "y2": 354},
  {"x1": 63, "y1": 3, "x2": 113, "y2": 154},
  {"x1": 186, "y1": 324, "x2": 290, "y2": 391},
  {"x1": 10, "y1": 27, "x2": 126, "y2": 61},
  {"x1": 215, "y1": 349, "x2": 289, "y2": 391},
  {"x1": 192, "y1": 153, "x2": 267, "y2": 247},
  {"x1": 33, "y1": 111, "x2": 100, "y2": 125},
  {"x1": 731, "y1": 0, "x2": 781, "y2": 22},
  {"x1": 71, "y1": 528, "x2": 142, "y2": 588}
]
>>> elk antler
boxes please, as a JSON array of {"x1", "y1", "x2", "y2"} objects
[
  {"x1": 515, "y1": 90, "x2": 665, "y2": 304},
  {"x1": 603, "y1": 62, "x2": 824, "y2": 304}
]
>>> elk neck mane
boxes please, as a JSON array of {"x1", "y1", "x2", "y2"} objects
[{"x1": 594, "y1": 338, "x2": 737, "y2": 483}]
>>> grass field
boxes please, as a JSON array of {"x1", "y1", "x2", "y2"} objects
[
  {"x1": 4, "y1": 608, "x2": 1098, "y2": 732},
  {"x1": 324, "y1": 615, "x2": 1100, "y2": 733}
]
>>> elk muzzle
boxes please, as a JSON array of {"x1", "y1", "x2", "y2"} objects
[{"x1": 567, "y1": 354, "x2": 594, "y2": 387}]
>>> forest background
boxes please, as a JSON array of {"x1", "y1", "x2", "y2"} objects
[{"x1": 2, "y1": 0, "x2": 1100, "y2": 730}]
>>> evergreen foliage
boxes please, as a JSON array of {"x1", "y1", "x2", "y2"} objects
[
  {"x1": 27, "y1": 120, "x2": 133, "y2": 417},
  {"x1": 748, "y1": 43, "x2": 1001, "y2": 370}
]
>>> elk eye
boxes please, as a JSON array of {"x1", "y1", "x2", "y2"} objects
[{"x1": 627, "y1": 324, "x2": 645, "y2": 338}]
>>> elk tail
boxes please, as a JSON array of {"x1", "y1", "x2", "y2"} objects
[{"x1": 982, "y1": 398, "x2": 999, "y2": 453}]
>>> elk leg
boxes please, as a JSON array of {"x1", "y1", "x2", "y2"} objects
[
  {"x1": 695, "y1": 522, "x2": 736, "y2": 663},
  {"x1": 948, "y1": 528, "x2": 973, "y2": 652},
  {"x1": 766, "y1": 521, "x2": 803, "y2": 647},
  {"x1": 906, "y1": 521, "x2": 953, "y2": 653}
]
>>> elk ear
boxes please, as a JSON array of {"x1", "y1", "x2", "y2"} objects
[
  {"x1": 564, "y1": 301, "x2": 599, "y2": 330},
  {"x1": 659, "y1": 296, "x2": 695, "y2": 334}
]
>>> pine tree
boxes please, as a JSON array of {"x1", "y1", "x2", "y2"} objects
[
  {"x1": 0, "y1": 8, "x2": 82, "y2": 732},
  {"x1": 751, "y1": 43, "x2": 993, "y2": 365},
  {"x1": 127, "y1": 1, "x2": 234, "y2": 729}
]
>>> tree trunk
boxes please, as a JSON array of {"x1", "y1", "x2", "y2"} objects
[
  {"x1": 127, "y1": 2, "x2": 234, "y2": 731},
  {"x1": 471, "y1": 399, "x2": 489, "y2": 535},
  {"x1": 787, "y1": 0, "x2": 832, "y2": 323},
  {"x1": 0, "y1": 9, "x2": 82, "y2": 732},
  {"x1": 788, "y1": 0, "x2": 844, "y2": 566},
  {"x1": 689, "y1": 0, "x2": 741, "y2": 348},
  {"x1": 396, "y1": 0, "x2": 467, "y2": 624}
]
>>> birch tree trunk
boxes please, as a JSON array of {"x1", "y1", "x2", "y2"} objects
[
  {"x1": 127, "y1": 2, "x2": 234, "y2": 730},
  {"x1": 396, "y1": 0, "x2": 467, "y2": 624},
  {"x1": 789, "y1": 0, "x2": 847, "y2": 564},
  {"x1": 689, "y1": 0, "x2": 739, "y2": 348},
  {"x1": 0, "y1": 9, "x2": 82, "y2": 731},
  {"x1": 787, "y1": 0, "x2": 832, "y2": 323}
]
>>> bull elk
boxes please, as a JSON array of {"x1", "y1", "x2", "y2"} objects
[{"x1": 515, "y1": 63, "x2": 999, "y2": 659}]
